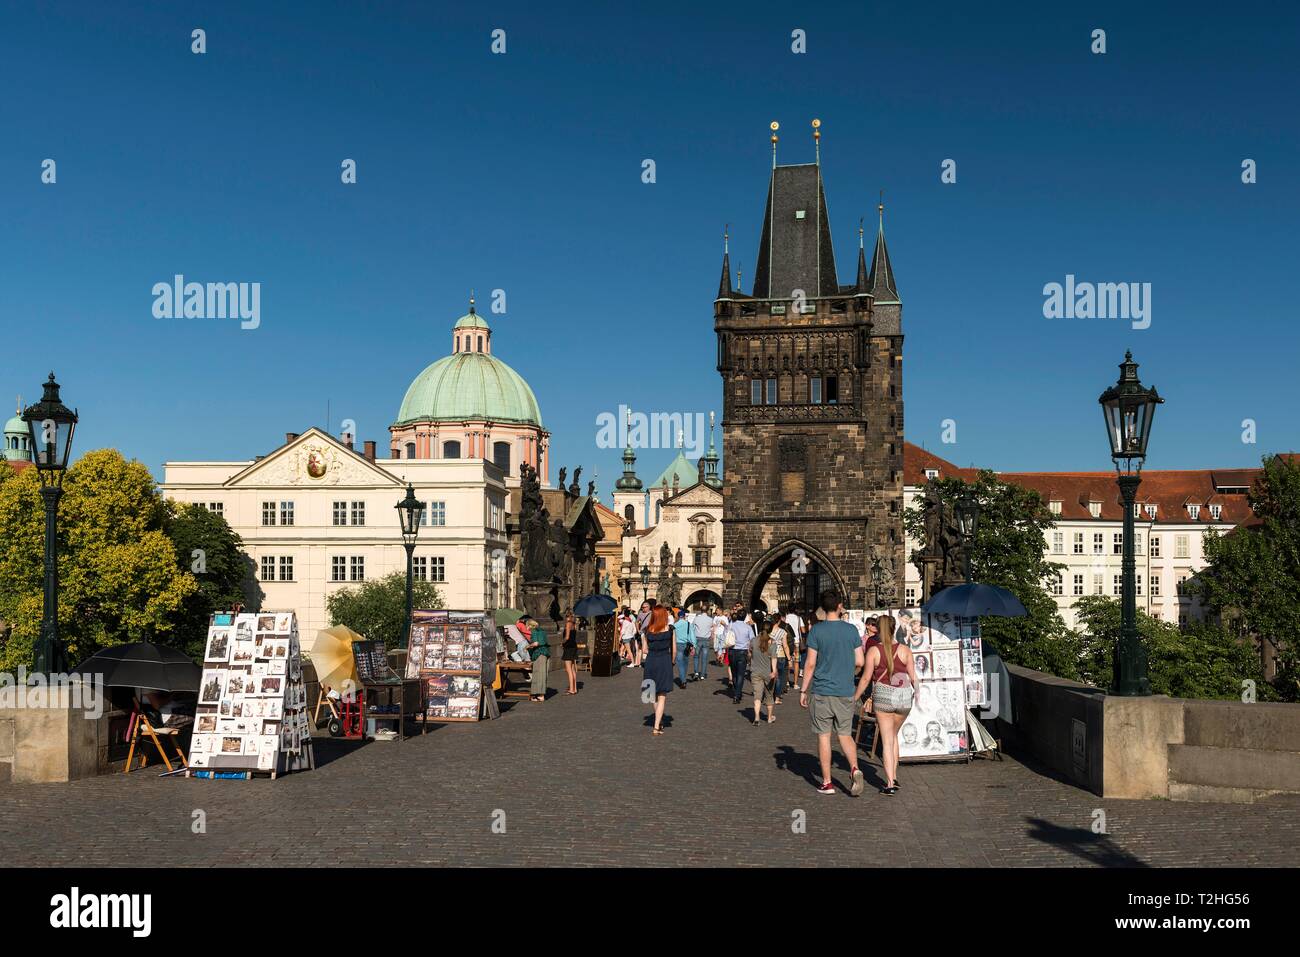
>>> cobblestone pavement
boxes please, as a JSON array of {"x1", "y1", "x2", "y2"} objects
[{"x1": 2, "y1": 664, "x2": 1297, "y2": 867}]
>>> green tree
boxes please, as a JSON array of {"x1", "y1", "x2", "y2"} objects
[
  {"x1": 1193, "y1": 454, "x2": 1300, "y2": 700},
  {"x1": 904, "y1": 470, "x2": 1081, "y2": 678},
  {"x1": 163, "y1": 500, "x2": 262, "y2": 659},
  {"x1": 0, "y1": 450, "x2": 198, "y2": 670},
  {"x1": 325, "y1": 571, "x2": 444, "y2": 648},
  {"x1": 1072, "y1": 595, "x2": 1273, "y2": 700}
]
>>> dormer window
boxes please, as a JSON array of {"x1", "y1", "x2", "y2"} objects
[
  {"x1": 1049, "y1": 500, "x2": 1062, "y2": 516},
  {"x1": 1187, "y1": 504, "x2": 1200, "y2": 520},
  {"x1": 1145, "y1": 504, "x2": 1157, "y2": 519},
  {"x1": 924, "y1": 468, "x2": 939, "y2": 481},
  {"x1": 1209, "y1": 504, "x2": 1221, "y2": 521},
  {"x1": 1088, "y1": 501, "x2": 1102, "y2": 518}
]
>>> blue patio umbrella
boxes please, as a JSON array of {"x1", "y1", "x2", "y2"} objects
[
  {"x1": 573, "y1": 593, "x2": 618, "y2": 618},
  {"x1": 920, "y1": 582, "x2": 1028, "y2": 618}
]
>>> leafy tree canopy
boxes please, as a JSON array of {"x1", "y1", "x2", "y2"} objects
[{"x1": 325, "y1": 570, "x2": 444, "y2": 649}]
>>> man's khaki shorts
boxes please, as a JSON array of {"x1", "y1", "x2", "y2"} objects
[{"x1": 810, "y1": 693, "x2": 855, "y2": 735}]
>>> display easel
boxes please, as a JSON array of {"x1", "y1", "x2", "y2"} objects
[
  {"x1": 407, "y1": 610, "x2": 495, "y2": 723},
  {"x1": 186, "y1": 611, "x2": 316, "y2": 779}
]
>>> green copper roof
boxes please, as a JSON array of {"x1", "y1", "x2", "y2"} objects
[
  {"x1": 652, "y1": 450, "x2": 698, "y2": 490},
  {"x1": 454, "y1": 311, "x2": 491, "y2": 330},
  {"x1": 394, "y1": 353, "x2": 542, "y2": 428},
  {"x1": 3, "y1": 414, "x2": 24, "y2": 435}
]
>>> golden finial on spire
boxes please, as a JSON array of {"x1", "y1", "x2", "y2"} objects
[
  {"x1": 812, "y1": 118, "x2": 821, "y2": 164},
  {"x1": 770, "y1": 121, "x2": 779, "y2": 168},
  {"x1": 469, "y1": 288, "x2": 476, "y2": 313},
  {"x1": 878, "y1": 189, "x2": 885, "y2": 222}
]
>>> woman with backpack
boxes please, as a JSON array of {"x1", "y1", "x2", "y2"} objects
[{"x1": 855, "y1": 613, "x2": 919, "y2": 794}]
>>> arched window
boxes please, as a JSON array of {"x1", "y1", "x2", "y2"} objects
[
  {"x1": 624, "y1": 504, "x2": 635, "y2": 529},
  {"x1": 655, "y1": 500, "x2": 662, "y2": 524},
  {"x1": 443, "y1": 440, "x2": 461, "y2": 459},
  {"x1": 493, "y1": 440, "x2": 511, "y2": 474},
  {"x1": 477, "y1": 335, "x2": 484, "y2": 352},
  {"x1": 405, "y1": 442, "x2": 416, "y2": 459}
]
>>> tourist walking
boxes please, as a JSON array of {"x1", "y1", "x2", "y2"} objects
[
  {"x1": 726, "y1": 611, "x2": 755, "y2": 705},
  {"x1": 673, "y1": 610, "x2": 695, "y2": 688},
  {"x1": 749, "y1": 612, "x2": 778, "y2": 724},
  {"x1": 769, "y1": 614, "x2": 793, "y2": 703},
  {"x1": 690, "y1": 606, "x2": 714, "y2": 680},
  {"x1": 854, "y1": 613, "x2": 918, "y2": 794},
  {"x1": 525, "y1": 618, "x2": 550, "y2": 702},
  {"x1": 618, "y1": 609, "x2": 637, "y2": 665},
  {"x1": 561, "y1": 610, "x2": 579, "y2": 695},
  {"x1": 641, "y1": 604, "x2": 675, "y2": 735},
  {"x1": 798, "y1": 590, "x2": 866, "y2": 796},
  {"x1": 634, "y1": 600, "x2": 652, "y2": 668},
  {"x1": 712, "y1": 607, "x2": 731, "y2": 686},
  {"x1": 785, "y1": 605, "x2": 806, "y2": 687}
]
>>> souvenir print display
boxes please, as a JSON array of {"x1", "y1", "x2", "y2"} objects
[
  {"x1": 857, "y1": 607, "x2": 985, "y2": 762},
  {"x1": 189, "y1": 611, "x2": 314, "y2": 776},
  {"x1": 407, "y1": 610, "x2": 493, "y2": 722}
]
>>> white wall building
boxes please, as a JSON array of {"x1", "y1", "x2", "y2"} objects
[{"x1": 162, "y1": 428, "x2": 510, "y2": 637}]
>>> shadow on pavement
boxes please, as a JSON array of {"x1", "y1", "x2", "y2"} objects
[{"x1": 1024, "y1": 817, "x2": 1149, "y2": 867}]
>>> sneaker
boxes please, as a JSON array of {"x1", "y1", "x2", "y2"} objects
[
  {"x1": 849, "y1": 767, "x2": 865, "y2": 797},
  {"x1": 816, "y1": 780, "x2": 836, "y2": 795}
]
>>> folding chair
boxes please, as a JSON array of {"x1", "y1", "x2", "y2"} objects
[
  {"x1": 124, "y1": 708, "x2": 188, "y2": 774},
  {"x1": 854, "y1": 699, "x2": 883, "y2": 762}
]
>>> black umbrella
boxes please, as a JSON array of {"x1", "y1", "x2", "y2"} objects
[
  {"x1": 573, "y1": 593, "x2": 617, "y2": 618},
  {"x1": 920, "y1": 583, "x2": 1028, "y2": 618},
  {"x1": 72, "y1": 642, "x2": 202, "y2": 693}
]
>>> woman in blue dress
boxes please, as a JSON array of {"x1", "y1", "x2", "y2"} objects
[{"x1": 640, "y1": 604, "x2": 674, "y2": 735}]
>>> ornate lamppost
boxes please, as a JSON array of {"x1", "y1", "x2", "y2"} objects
[
  {"x1": 22, "y1": 373, "x2": 78, "y2": 675},
  {"x1": 640, "y1": 564, "x2": 651, "y2": 603},
  {"x1": 955, "y1": 491, "x2": 981, "y2": 584},
  {"x1": 395, "y1": 484, "x2": 425, "y2": 647},
  {"x1": 1099, "y1": 351, "x2": 1162, "y2": 697}
]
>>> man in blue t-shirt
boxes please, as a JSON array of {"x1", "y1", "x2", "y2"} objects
[{"x1": 799, "y1": 590, "x2": 865, "y2": 797}]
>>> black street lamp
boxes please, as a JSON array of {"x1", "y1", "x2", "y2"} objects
[
  {"x1": 956, "y1": 490, "x2": 981, "y2": 584},
  {"x1": 1099, "y1": 351, "x2": 1163, "y2": 697},
  {"x1": 21, "y1": 373, "x2": 78, "y2": 676},
  {"x1": 395, "y1": 483, "x2": 425, "y2": 648},
  {"x1": 640, "y1": 564, "x2": 650, "y2": 603}
]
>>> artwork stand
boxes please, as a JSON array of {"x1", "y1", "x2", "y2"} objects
[
  {"x1": 187, "y1": 610, "x2": 315, "y2": 779},
  {"x1": 407, "y1": 610, "x2": 495, "y2": 722}
]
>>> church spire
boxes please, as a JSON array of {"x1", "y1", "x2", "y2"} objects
[
  {"x1": 717, "y1": 225, "x2": 733, "y2": 299},
  {"x1": 867, "y1": 195, "x2": 899, "y2": 303},
  {"x1": 855, "y1": 217, "x2": 868, "y2": 293},
  {"x1": 702, "y1": 410, "x2": 722, "y2": 489},
  {"x1": 615, "y1": 405, "x2": 643, "y2": 491}
]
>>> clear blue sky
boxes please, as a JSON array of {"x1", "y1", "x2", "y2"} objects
[{"x1": 2, "y1": 1, "x2": 1296, "y2": 492}]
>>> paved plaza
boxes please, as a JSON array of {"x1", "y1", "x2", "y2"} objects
[{"x1": 1, "y1": 666, "x2": 1297, "y2": 867}]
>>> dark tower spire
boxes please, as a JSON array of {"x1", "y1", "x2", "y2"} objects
[
  {"x1": 867, "y1": 194, "x2": 898, "y2": 303},
  {"x1": 717, "y1": 225, "x2": 733, "y2": 298},
  {"x1": 855, "y1": 217, "x2": 869, "y2": 293}
]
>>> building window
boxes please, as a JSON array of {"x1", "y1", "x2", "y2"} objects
[
  {"x1": 1052, "y1": 532, "x2": 1064, "y2": 554},
  {"x1": 493, "y1": 441, "x2": 511, "y2": 474},
  {"x1": 477, "y1": 335, "x2": 484, "y2": 352},
  {"x1": 207, "y1": 502, "x2": 224, "y2": 516},
  {"x1": 1113, "y1": 575, "x2": 1123, "y2": 596},
  {"x1": 350, "y1": 501, "x2": 366, "y2": 526},
  {"x1": 1151, "y1": 574, "x2": 1161, "y2": 596},
  {"x1": 280, "y1": 501, "x2": 294, "y2": 526},
  {"x1": 1175, "y1": 534, "x2": 1189, "y2": 559},
  {"x1": 1176, "y1": 573, "x2": 1189, "y2": 595},
  {"x1": 766, "y1": 378, "x2": 777, "y2": 405},
  {"x1": 443, "y1": 440, "x2": 462, "y2": 459},
  {"x1": 428, "y1": 501, "x2": 446, "y2": 526},
  {"x1": 1113, "y1": 532, "x2": 1123, "y2": 555},
  {"x1": 406, "y1": 442, "x2": 416, "y2": 459},
  {"x1": 1136, "y1": 575, "x2": 1143, "y2": 596},
  {"x1": 349, "y1": 556, "x2": 365, "y2": 582},
  {"x1": 1187, "y1": 504, "x2": 1200, "y2": 520},
  {"x1": 1050, "y1": 574, "x2": 1063, "y2": 596},
  {"x1": 1049, "y1": 500, "x2": 1062, "y2": 516},
  {"x1": 925, "y1": 468, "x2": 939, "y2": 481},
  {"x1": 1093, "y1": 533, "x2": 1104, "y2": 555},
  {"x1": 1072, "y1": 574, "x2": 1084, "y2": 596},
  {"x1": 1151, "y1": 535, "x2": 1161, "y2": 558},
  {"x1": 261, "y1": 556, "x2": 276, "y2": 581},
  {"x1": 751, "y1": 379, "x2": 762, "y2": 405},
  {"x1": 279, "y1": 556, "x2": 294, "y2": 581},
  {"x1": 1135, "y1": 533, "x2": 1143, "y2": 555},
  {"x1": 1145, "y1": 504, "x2": 1157, "y2": 519},
  {"x1": 1092, "y1": 574, "x2": 1103, "y2": 595},
  {"x1": 1088, "y1": 501, "x2": 1102, "y2": 518},
  {"x1": 1210, "y1": 504, "x2": 1221, "y2": 521},
  {"x1": 693, "y1": 549, "x2": 707, "y2": 570},
  {"x1": 331, "y1": 556, "x2": 346, "y2": 582},
  {"x1": 430, "y1": 557, "x2": 446, "y2": 582},
  {"x1": 261, "y1": 501, "x2": 276, "y2": 526},
  {"x1": 810, "y1": 377, "x2": 822, "y2": 404},
  {"x1": 1073, "y1": 532, "x2": 1084, "y2": 555},
  {"x1": 333, "y1": 501, "x2": 347, "y2": 526},
  {"x1": 412, "y1": 557, "x2": 428, "y2": 581},
  {"x1": 905, "y1": 586, "x2": 917, "y2": 604}
]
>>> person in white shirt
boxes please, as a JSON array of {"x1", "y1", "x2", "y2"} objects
[
  {"x1": 618, "y1": 610, "x2": 638, "y2": 665},
  {"x1": 691, "y1": 606, "x2": 715, "y2": 680},
  {"x1": 784, "y1": 607, "x2": 806, "y2": 685},
  {"x1": 712, "y1": 610, "x2": 731, "y2": 686}
]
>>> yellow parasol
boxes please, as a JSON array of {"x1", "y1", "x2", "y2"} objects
[{"x1": 310, "y1": 625, "x2": 364, "y2": 693}]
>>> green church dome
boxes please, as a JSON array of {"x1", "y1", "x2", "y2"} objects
[
  {"x1": 395, "y1": 353, "x2": 543, "y2": 428},
  {"x1": 454, "y1": 311, "x2": 491, "y2": 330},
  {"x1": 3, "y1": 414, "x2": 24, "y2": 435}
]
